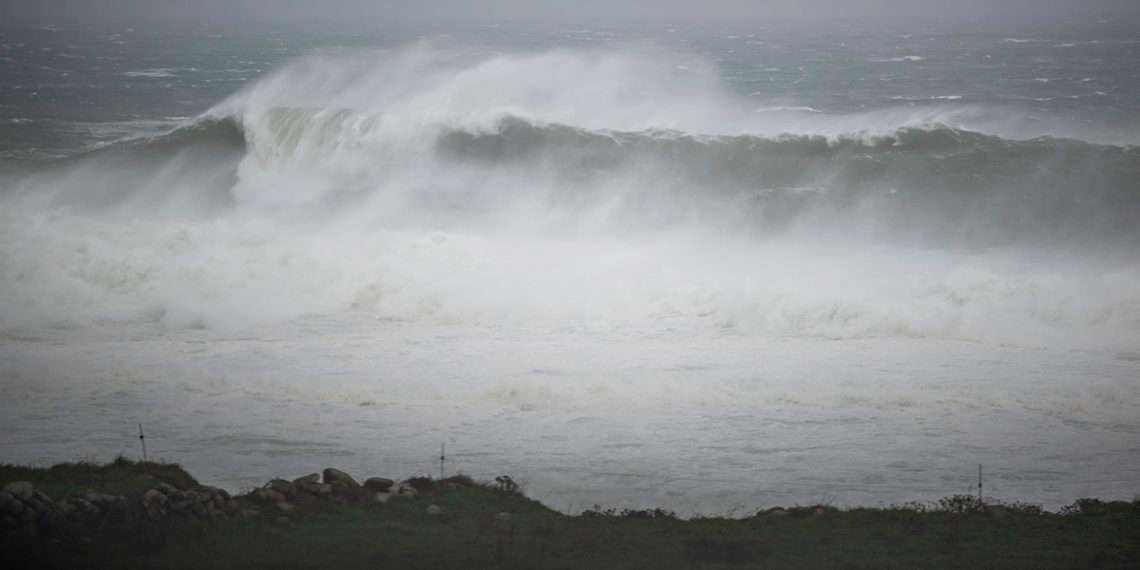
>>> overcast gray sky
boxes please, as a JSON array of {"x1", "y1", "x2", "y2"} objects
[{"x1": 3, "y1": 0, "x2": 1139, "y2": 31}]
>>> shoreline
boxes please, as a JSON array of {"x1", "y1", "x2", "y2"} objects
[{"x1": 3, "y1": 458, "x2": 1138, "y2": 569}]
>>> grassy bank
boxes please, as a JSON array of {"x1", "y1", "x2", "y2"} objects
[{"x1": 2, "y1": 459, "x2": 1138, "y2": 569}]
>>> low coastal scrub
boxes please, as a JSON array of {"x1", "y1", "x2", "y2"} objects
[{"x1": 2, "y1": 459, "x2": 1138, "y2": 569}]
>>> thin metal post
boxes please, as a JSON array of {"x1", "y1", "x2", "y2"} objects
[
  {"x1": 440, "y1": 443, "x2": 445, "y2": 480},
  {"x1": 139, "y1": 423, "x2": 148, "y2": 462},
  {"x1": 978, "y1": 464, "x2": 983, "y2": 504}
]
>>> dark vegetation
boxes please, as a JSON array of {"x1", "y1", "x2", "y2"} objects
[{"x1": 2, "y1": 459, "x2": 1139, "y2": 569}]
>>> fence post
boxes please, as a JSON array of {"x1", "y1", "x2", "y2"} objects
[
  {"x1": 139, "y1": 423, "x2": 148, "y2": 462},
  {"x1": 977, "y1": 464, "x2": 983, "y2": 505}
]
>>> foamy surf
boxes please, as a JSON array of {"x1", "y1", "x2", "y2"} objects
[{"x1": 1, "y1": 42, "x2": 1138, "y2": 513}]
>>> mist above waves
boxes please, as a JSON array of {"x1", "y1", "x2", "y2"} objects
[{"x1": 0, "y1": 44, "x2": 1137, "y2": 349}]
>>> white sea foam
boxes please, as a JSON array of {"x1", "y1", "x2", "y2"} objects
[{"x1": 1, "y1": 43, "x2": 1138, "y2": 511}]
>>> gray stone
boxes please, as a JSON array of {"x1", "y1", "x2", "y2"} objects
[
  {"x1": 266, "y1": 479, "x2": 296, "y2": 497},
  {"x1": 426, "y1": 504, "x2": 443, "y2": 516},
  {"x1": 262, "y1": 489, "x2": 288, "y2": 504},
  {"x1": 73, "y1": 498, "x2": 99, "y2": 515},
  {"x1": 293, "y1": 473, "x2": 320, "y2": 486},
  {"x1": 394, "y1": 482, "x2": 418, "y2": 497},
  {"x1": 373, "y1": 492, "x2": 391, "y2": 504},
  {"x1": 2, "y1": 481, "x2": 35, "y2": 500},
  {"x1": 83, "y1": 490, "x2": 119, "y2": 503},
  {"x1": 364, "y1": 477, "x2": 395, "y2": 492},
  {"x1": 25, "y1": 496, "x2": 52, "y2": 513},
  {"x1": 156, "y1": 483, "x2": 180, "y2": 496},
  {"x1": 57, "y1": 501, "x2": 77, "y2": 516},
  {"x1": 276, "y1": 502, "x2": 296, "y2": 513},
  {"x1": 322, "y1": 468, "x2": 359, "y2": 487},
  {"x1": 142, "y1": 489, "x2": 168, "y2": 520},
  {"x1": 495, "y1": 512, "x2": 512, "y2": 523},
  {"x1": 0, "y1": 491, "x2": 24, "y2": 514}
]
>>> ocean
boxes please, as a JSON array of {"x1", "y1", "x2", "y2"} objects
[{"x1": 1, "y1": 23, "x2": 1138, "y2": 513}]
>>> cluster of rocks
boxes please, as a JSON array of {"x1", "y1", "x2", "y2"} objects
[
  {"x1": 1, "y1": 467, "x2": 432, "y2": 537},
  {"x1": 141, "y1": 482, "x2": 240, "y2": 521},
  {"x1": 1, "y1": 481, "x2": 128, "y2": 536},
  {"x1": 248, "y1": 468, "x2": 415, "y2": 518}
]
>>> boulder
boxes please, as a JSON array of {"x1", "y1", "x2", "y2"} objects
[
  {"x1": 142, "y1": 489, "x2": 168, "y2": 520},
  {"x1": 322, "y1": 468, "x2": 359, "y2": 487},
  {"x1": 426, "y1": 504, "x2": 443, "y2": 516},
  {"x1": 394, "y1": 482, "x2": 418, "y2": 497},
  {"x1": 156, "y1": 483, "x2": 180, "y2": 496},
  {"x1": 2, "y1": 481, "x2": 36, "y2": 501},
  {"x1": 364, "y1": 477, "x2": 395, "y2": 493},
  {"x1": 293, "y1": 473, "x2": 320, "y2": 486},
  {"x1": 373, "y1": 492, "x2": 391, "y2": 504},
  {"x1": 495, "y1": 512, "x2": 512, "y2": 523},
  {"x1": 266, "y1": 479, "x2": 296, "y2": 497},
  {"x1": 276, "y1": 502, "x2": 296, "y2": 514},
  {"x1": 253, "y1": 488, "x2": 287, "y2": 504},
  {"x1": 72, "y1": 498, "x2": 99, "y2": 516},
  {"x1": 0, "y1": 491, "x2": 24, "y2": 514}
]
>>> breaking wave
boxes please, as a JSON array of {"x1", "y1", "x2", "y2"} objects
[{"x1": 1, "y1": 44, "x2": 1138, "y2": 346}]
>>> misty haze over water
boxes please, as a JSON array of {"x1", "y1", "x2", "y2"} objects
[{"x1": 1, "y1": 1, "x2": 1138, "y2": 513}]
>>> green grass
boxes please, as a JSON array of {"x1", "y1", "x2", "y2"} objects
[
  {"x1": 3, "y1": 464, "x2": 1139, "y2": 569},
  {"x1": 0, "y1": 456, "x2": 198, "y2": 501}
]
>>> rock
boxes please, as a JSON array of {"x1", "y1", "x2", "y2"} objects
[
  {"x1": 73, "y1": 498, "x2": 99, "y2": 516},
  {"x1": 394, "y1": 483, "x2": 418, "y2": 497},
  {"x1": 142, "y1": 489, "x2": 168, "y2": 520},
  {"x1": 322, "y1": 468, "x2": 359, "y2": 487},
  {"x1": 0, "y1": 491, "x2": 24, "y2": 514},
  {"x1": 190, "y1": 501, "x2": 209, "y2": 518},
  {"x1": 293, "y1": 473, "x2": 320, "y2": 486},
  {"x1": 25, "y1": 494, "x2": 53, "y2": 514},
  {"x1": 426, "y1": 504, "x2": 443, "y2": 516},
  {"x1": 57, "y1": 501, "x2": 77, "y2": 516},
  {"x1": 253, "y1": 488, "x2": 288, "y2": 504},
  {"x1": 766, "y1": 507, "x2": 789, "y2": 517},
  {"x1": 330, "y1": 481, "x2": 365, "y2": 502},
  {"x1": 169, "y1": 497, "x2": 194, "y2": 512},
  {"x1": 276, "y1": 502, "x2": 296, "y2": 513},
  {"x1": 364, "y1": 477, "x2": 395, "y2": 493},
  {"x1": 83, "y1": 492, "x2": 121, "y2": 507},
  {"x1": 266, "y1": 479, "x2": 296, "y2": 497},
  {"x1": 156, "y1": 483, "x2": 180, "y2": 496},
  {"x1": 373, "y1": 492, "x2": 391, "y2": 504},
  {"x1": 495, "y1": 512, "x2": 512, "y2": 523},
  {"x1": 2, "y1": 481, "x2": 36, "y2": 500},
  {"x1": 240, "y1": 508, "x2": 261, "y2": 520}
]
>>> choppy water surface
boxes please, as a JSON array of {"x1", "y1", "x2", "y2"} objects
[{"x1": 1, "y1": 24, "x2": 1138, "y2": 512}]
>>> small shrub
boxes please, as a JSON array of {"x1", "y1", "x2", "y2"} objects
[
  {"x1": 933, "y1": 495, "x2": 983, "y2": 514},
  {"x1": 404, "y1": 476, "x2": 434, "y2": 493}
]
